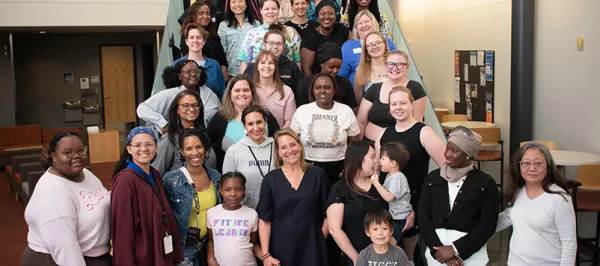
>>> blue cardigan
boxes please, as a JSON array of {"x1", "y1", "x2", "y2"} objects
[{"x1": 173, "y1": 56, "x2": 226, "y2": 99}]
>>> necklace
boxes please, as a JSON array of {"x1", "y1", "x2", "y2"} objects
[
  {"x1": 298, "y1": 21, "x2": 309, "y2": 29},
  {"x1": 373, "y1": 65, "x2": 388, "y2": 78}
]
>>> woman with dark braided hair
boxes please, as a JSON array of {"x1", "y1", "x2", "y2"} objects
[
  {"x1": 22, "y1": 132, "x2": 112, "y2": 266},
  {"x1": 153, "y1": 90, "x2": 218, "y2": 175}
]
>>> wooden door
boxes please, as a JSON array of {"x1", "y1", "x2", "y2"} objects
[{"x1": 100, "y1": 46, "x2": 136, "y2": 125}]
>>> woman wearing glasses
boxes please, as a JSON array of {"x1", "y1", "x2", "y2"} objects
[
  {"x1": 137, "y1": 59, "x2": 220, "y2": 135},
  {"x1": 153, "y1": 90, "x2": 217, "y2": 175},
  {"x1": 243, "y1": 28, "x2": 302, "y2": 95},
  {"x1": 111, "y1": 126, "x2": 184, "y2": 266},
  {"x1": 22, "y1": 132, "x2": 112, "y2": 266},
  {"x1": 173, "y1": 24, "x2": 227, "y2": 99},
  {"x1": 419, "y1": 127, "x2": 499, "y2": 266},
  {"x1": 353, "y1": 32, "x2": 391, "y2": 101},
  {"x1": 338, "y1": 10, "x2": 397, "y2": 90},
  {"x1": 375, "y1": 86, "x2": 446, "y2": 262},
  {"x1": 163, "y1": 128, "x2": 222, "y2": 266},
  {"x1": 357, "y1": 50, "x2": 427, "y2": 143},
  {"x1": 237, "y1": 0, "x2": 301, "y2": 74},
  {"x1": 496, "y1": 142, "x2": 576, "y2": 265}
]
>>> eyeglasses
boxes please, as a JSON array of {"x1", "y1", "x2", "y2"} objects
[
  {"x1": 365, "y1": 40, "x2": 383, "y2": 49},
  {"x1": 265, "y1": 41, "x2": 284, "y2": 47},
  {"x1": 61, "y1": 147, "x2": 88, "y2": 158},
  {"x1": 520, "y1": 161, "x2": 546, "y2": 170},
  {"x1": 179, "y1": 103, "x2": 200, "y2": 110},
  {"x1": 129, "y1": 142, "x2": 156, "y2": 150},
  {"x1": 181, "y1": 69, "x2": 201, "y2": 75},
  {"x1": 385, "y1": 62, "x2": 408, "y2": 69}
]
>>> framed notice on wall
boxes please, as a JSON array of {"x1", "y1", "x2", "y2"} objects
[{"x1": 454, "y1": 50, "x2": 495, "y2": 122}]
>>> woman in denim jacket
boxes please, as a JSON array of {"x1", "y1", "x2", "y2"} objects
[{"x1": 163, "y1": 128, "x2": 222, "y2": 266}]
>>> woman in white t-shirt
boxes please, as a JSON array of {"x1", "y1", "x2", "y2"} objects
[
  {"x1": 496, "y1": 142, "x2": 576, "y2": 266},
  {"x1": 22, "y1": 132, "x2": 111, "y2": 266},
  {"x1": 291, "y1": 72, "x2": 360, "y2": 186}
]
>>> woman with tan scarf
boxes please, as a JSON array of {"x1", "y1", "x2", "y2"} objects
[{"x1": 418, "y1": 126, "x2": 500, "y2": 266}]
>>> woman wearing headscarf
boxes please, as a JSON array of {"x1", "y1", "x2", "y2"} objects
[
  {"x1": 111, "y1": 126, "x2": 184, "y2": 266},
  {"x1": 419, "y1": 126, "x2": 499, "y2": 266},
  {"x1": 300, "y1": 0, "x2": 350, "y2": 77},
  {"x1": 296, "y1": 42, "x2": 357, "y2": 109}
]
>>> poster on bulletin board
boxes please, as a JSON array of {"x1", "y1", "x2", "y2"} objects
[{"x1": 454, "y1": 50, "x2": 495, "y2": 122}]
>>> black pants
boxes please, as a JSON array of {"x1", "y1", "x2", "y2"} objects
[{"x1": 22, "y1": 246, "x2": 112, "y2": 266}]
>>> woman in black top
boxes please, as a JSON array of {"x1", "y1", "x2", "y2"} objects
[
  {"x1": 375, "y1": 86, "x2": 446, "y2": 262},
  {"x1": 357, "y1": 50, "x2": 427, "y2": 142},
  {"x1": 285, "y1": 0, "x2": 318, "y2": 38},
  {"x1": 180, "y1": 1, "x2": 229, "y2": 79},
  {"x1": 296, "y1": 43, "x2": 357, "y2": 109},
  {"x1": 300, "y1": 0, "x2": 351, "y2": 77},
  {"x1": 419, "y1": 127, "x2": 499, "y2": 266},
  {"x1": 327, "y1": 140, "x2": 388, "y2": 265},
  {"x1": 257, "y1": 128, "x2": 330, "y2": 266}
]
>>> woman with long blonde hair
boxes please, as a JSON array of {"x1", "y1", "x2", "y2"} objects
[
  {"x1": 338, "y1": 10, "x2": 397, "y2": 89},
  {"x1": 353, "y1": 31, "x2": 391, "y2": 102}
]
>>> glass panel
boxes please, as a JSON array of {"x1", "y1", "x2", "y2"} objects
[
  {"x1": 151, "y1": 0, "x2": 185, "y2": 95},
  {"x1": 378, "y1": 0, "x2": 447, "y2": 170}
]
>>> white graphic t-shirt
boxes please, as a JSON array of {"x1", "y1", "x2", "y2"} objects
[
  {"x1": 291, "y1": 101, "x2": 360, "y2": 161},
  {"x1": 207, "y1": 204, "x2": 258, "y2": 266}
]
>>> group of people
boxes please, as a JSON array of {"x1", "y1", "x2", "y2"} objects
[{"x1": 20, "y1": 0, "x2": 577, "y2": 265}]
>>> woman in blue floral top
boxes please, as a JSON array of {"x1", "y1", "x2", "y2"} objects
[
  {"x1": 218, "y1": 0, "x2": 260, "y2": 77},
  {"x1": 237, "y1": 0, "x2": 302, "y2": 74}
]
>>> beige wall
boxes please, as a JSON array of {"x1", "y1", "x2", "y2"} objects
[
  {"x1": 533, "y1": 0, "x2": 600, "y2": 155},
  {"x1": 0, "y1": 0, "x2": 169, "y2": 27},
  {"x1": 394, "y1": 0, "x2": 512, "y2": 177}
]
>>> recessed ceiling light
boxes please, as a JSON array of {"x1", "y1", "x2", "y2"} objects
[{"x1": 39, "y1": 31, "x2": 46, "y2": 34}]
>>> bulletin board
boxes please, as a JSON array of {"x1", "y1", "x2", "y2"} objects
[{"x1": 454, "y1": 50, "x2": 495, "y2": 122}]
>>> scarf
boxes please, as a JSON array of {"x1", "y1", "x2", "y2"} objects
[{"x1": 440, "y1": 163, "x2": 474, "y2": 183}]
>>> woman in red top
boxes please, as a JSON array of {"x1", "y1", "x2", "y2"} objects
[{"x1": 110, "y1": 126, "x2": 184, "y2": 266}]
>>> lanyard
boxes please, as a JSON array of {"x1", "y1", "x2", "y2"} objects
[
  {"x1": 180, "y1": 167, "x2": 201, "y2": 229},
  {"x1": 248, "y1": 143, "x2": 273, "y2": 178},
  {"x1": 127, "y1": 163, "x2": 166, "y2": 224}
]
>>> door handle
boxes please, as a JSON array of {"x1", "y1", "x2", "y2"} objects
[{"x1": 103, "y1": 96, "x2": 110, "y2": 100}]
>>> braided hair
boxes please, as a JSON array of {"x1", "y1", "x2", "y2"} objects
[{"x1": 41, "y1": 132, "x2": 80, "y2": 168}]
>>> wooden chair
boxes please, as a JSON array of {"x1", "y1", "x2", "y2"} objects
[
  {"x1": 520, "y1": 140, "x2": 557, "y2": 150},
  {"x1": 573, "y1": 164, "x2": 600, "y2": 265},
  {"x1": 471, "y1": 128, "x2": 504, "y2": 189},
  {"x1": 442, "y1": 114, "x2": 468, "y2": 123}
]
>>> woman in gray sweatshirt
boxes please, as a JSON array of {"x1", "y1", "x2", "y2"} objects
[{"x1": 222, "y1": 105, "x2": 276, "y2": 209}]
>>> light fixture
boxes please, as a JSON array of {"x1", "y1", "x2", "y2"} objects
[{"x1": 39, "y1": 31, "x2": 46, "y2": 34}]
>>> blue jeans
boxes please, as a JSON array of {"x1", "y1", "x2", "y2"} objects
[
  {"x1": 183, "y1": 246, "x2": 199, "y2": 266},
  {"x1": 392, "y1": 219, "x2": 406, "y2": 248}
]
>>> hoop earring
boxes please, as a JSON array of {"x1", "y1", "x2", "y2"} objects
[{"x1": 366, "y1": 55, "x2": 371, "y2": 60}]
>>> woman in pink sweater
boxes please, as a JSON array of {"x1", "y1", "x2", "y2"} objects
[{"x1": 22, "y1": 132, "x2": 112, "y2": 266}]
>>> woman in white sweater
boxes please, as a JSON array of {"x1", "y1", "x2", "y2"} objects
[
  {"x1": 223, "y1": 105, "x2": 276, "y2": 209},
  {"x1": 22, "y1": 132, "x2": 111, "y2": 266},
  {"x1": 496, "y1": 142, "x2": 576, "y2": 266}
]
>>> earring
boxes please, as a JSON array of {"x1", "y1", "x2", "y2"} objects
[
  {"x1": 466, "y1": 156, "x2": 471, "y2": 160},
  {"x1": 367, "y1": 55, "x2": 371, "y2": 60}
]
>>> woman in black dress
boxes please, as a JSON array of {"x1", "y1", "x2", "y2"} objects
[
  {"x1": 327, "y1": 140, "x2": 388, "y2": 265},
  {"x1": 257, "y1": 128, "x2": 330, "y2": 266}
]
